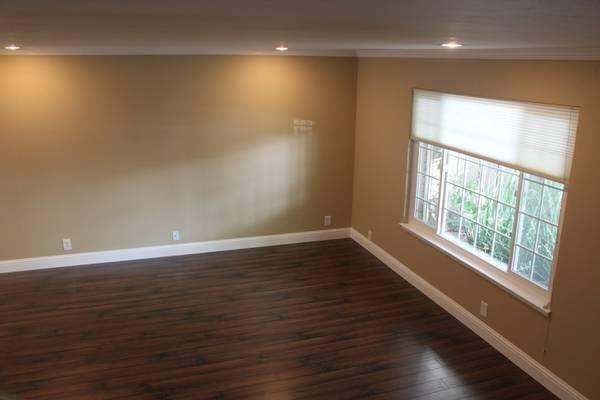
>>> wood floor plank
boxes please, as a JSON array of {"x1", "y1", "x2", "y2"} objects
[{"x1": 0, "y1": 239, "x2": 556, "y2": 399}]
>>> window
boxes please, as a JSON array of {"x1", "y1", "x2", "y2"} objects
[
  {"x1": 406, "y1": 90, "x2": 579, "y2": 303},
  {"x1": 411, "y1": 142, "x2": 565, "y2": 290},
  {"x1": 414, "y1": 143, "x2": 442, "y2": 228},
  {"x1": 513, "y1": 174, "x2": 564, "y2": 287},
  {"x1": 441, "y1": 148, "x2": 518, "y2": 269}
]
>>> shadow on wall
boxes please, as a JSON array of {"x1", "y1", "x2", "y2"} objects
[
  {"x1": 0, "y1": 123, "x2": 321, "y2": 258},
  {"x1": 79, "y1": 130, "x2": 318, "y2": 242},
  {"x1": 0, "y1": 55, "x2": 357, "y2": 259}
]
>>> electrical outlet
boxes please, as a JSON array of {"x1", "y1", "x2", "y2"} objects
[
  {"x1": 172, "y1": 230, "x2": 180, "y2": 241},
  {"x1": 324, "y1": 215, "x2": 332, "y2": 227},
  {"x1": 480, "y1": 301, "x2": 488, "y2": 318},
  {"x1": 62, "y1": 238, "x2": 72, "y2": 251},
  {"x1": 367, "y1": 229, "x2": 373, "y2": 240}
]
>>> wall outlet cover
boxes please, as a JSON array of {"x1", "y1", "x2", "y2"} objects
[
  {"x1": 62, "y1": 238, "x2": 72, "y2": 251},
  {"x1": 480, "y1": 301, "x2": 488, "y2": 318}
]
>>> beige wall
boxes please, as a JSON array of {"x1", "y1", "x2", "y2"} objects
[
  {"x1": 352, "y1": 58, "x2": 600, "y2": 398},
  {"x1": 2, "y1": 54, "x2": 598, "y2": 397},
  {"x1": 0, "y1": 55, "x2": 357, "y2": 260}
]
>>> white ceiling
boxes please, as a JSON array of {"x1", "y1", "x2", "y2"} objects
[{"x1": 2, "y1": 0, "x2": 600, "y2": 59}]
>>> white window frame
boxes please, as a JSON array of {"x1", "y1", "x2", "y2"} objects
[{"x1": 402, "y1": 140, "x2": 568, "y2": 315}]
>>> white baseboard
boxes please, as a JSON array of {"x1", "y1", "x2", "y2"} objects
[
  {"x1": 350, "y1": 228, "x2": 587, "y2": 400},
  {"x1": 0, "y1": 226, "x2": 587, "y2": 399},
  {"x1": 0, "y1": 228, "x2": 351, "y2": 274}
]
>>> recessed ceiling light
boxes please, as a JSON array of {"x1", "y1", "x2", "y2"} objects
[
  {"x1": 4, "y1": 44, "x2": 21, "y2": 51},
  {"x1": 276, "y1": 43, "x2": 289, "y2": 52},
  {"x1": 441, "y1": 41, "x2": 463, "y2": 49}
]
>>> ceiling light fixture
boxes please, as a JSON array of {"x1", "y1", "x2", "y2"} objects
[
  {"x1": 441, "y1": 40, "x2": 463, "y2": 49},
  {"x1": 4, "y1": 44, "x2": 21, "y2": 51},
  {"x1": 276, "y1": 43, "x2": 289, "y2": 52}
]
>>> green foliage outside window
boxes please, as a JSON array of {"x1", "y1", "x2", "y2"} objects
[
  {"x1": 443, "y1": 157, "x2": 519, "y2": 266},
  {"x1": 414, "y1": 143, "x2": 565, "y2": 289}
]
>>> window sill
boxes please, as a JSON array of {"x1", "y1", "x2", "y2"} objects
[{"x1": 399, "y1": 222, "x2": 551, "y2": 317}]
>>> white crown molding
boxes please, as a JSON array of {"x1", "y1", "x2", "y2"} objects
[
  {"x1": 4, "y1": 48, "x2": 600, "y2": 60},
  {"x1": 0, "y1": 228, "x2": 351, "y2": 274},
  {"x1": 356, "y1": 48, "x2": 600, "y2": 60},
  {"x1": 0, "y1": 49, "x2": 355, "y2": 57},
  {"x1": 350, "y1": 228, "x2": 588, "y2": 400}
]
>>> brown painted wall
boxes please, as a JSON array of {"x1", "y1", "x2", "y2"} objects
[
  {"x1": 352, "y1": 58, "x2": 600, "y2": 398},
  {"x1": 0, "y1": 55, "x2": 357, "y2": 260}
]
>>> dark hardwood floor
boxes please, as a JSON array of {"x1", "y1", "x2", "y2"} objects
[{"x1": 0, "y1": 239, "x2": 556, "y2": 399}]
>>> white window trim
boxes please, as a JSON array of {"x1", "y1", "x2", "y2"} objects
[
  {"x1": 400, "y1": 222, "x2": 550, "y2": 315},
  {"x1": 403, "y1": 140, "x2": 568, "y2": 316}
]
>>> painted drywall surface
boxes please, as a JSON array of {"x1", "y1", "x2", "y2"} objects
[
  {"x1": 352, "y1": 58, "x2": 600, "y2": 398},
  {"x1": 0, "y1": 55, "x2": 357, "y2": 260}
]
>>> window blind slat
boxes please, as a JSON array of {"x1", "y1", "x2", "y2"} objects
[{"x1": 411, "y1": 89, "x2": 579, "y2": 182}]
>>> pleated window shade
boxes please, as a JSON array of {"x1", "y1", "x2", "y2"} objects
[{"x1": 411, "y1": 89, "x2": 580, "y2": 182}]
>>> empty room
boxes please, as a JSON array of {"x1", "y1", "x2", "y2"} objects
[{"x1": 1, "y1": 1, "x2": 599, "y2": 399}]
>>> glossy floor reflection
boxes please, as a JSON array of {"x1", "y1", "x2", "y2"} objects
[{"x1": 0, "y1": 239, "x2": 556, "y2": 399}]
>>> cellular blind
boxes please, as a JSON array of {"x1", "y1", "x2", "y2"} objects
[{"x1": 411, "y1": 89, "x2": 580, "y2": 182}]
